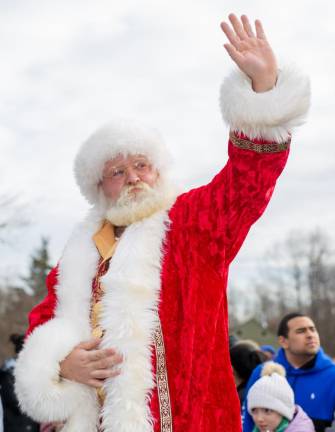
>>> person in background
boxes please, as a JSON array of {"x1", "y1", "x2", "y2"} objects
[
  {"x1": 248, "y1": 362, "x2": 315, "y2": 431},
  {"x1": 260, "y1": 345, "x2": 276, "y2": 360},
  {"x1": 243, "y1": 313, "x2": 335, "y2": 432},
  {"x1": 0, "y1": 334, "x2": 39, "y2": 432},
  {"x1": 230, "y1": 340, "x2": 267, "y2": 406},
  {"x1": 229, "y1": 334, "x2": 240, "y2": 350}
]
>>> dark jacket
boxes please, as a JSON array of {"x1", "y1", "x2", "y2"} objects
[{"x1": 0, "y1": 359, "x2": 39, "y2": 432}]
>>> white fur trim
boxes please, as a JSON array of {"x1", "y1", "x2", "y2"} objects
[
  {"x1": 74, "y1": 119, "x2": 172, "y2": 205},
  {"x1": 220, "y1": 64, "x2": 311, "y2": 143},
  {"x1": 99, "y1": 211, "x2": 170, "y2": 432},
  {"x1": 56, "y1": 210, "x2": 102, "y2": 326},
  {"x1": 15, "y1": 211, "x2": 102, "y2": 428},
  {"x1": 15, "y1": 208, "x2": 170, "y2": 431},
  {"x1": 14, "y1": 318, "x2": 99, "y2": 428}
]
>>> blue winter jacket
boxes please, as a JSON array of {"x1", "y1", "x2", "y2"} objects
[{"x1": 242, "y1": 348, "x2": 335, "y2": 432}]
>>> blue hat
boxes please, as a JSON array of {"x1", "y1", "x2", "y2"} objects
[{"x1": 260, "y1": 345, "x2": 276, "y2": 355}]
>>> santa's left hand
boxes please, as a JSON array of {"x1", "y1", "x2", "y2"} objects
[
  {"x1": 221, "y1": 13, "x2": 277, "y2": 93},
  {"x1": 59, "y1": 338, "x2": 123, "y2": 388}
]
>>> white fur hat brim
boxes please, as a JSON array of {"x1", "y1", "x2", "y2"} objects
[{"x1": 74, "y1": 119, "x2": 171, "y2": 205}]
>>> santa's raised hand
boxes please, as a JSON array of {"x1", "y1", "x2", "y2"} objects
[{"x1": 221, "y1": 14, "x2": 277, "y2": 93}]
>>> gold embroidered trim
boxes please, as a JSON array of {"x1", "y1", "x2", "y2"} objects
[
  {"x1": 154, "y1": 321, "x2": 173, "y2": 432},
  {"x1": 229, "y1": 131, "x2": 290, "y2": 153},
  {"x1": 90, "y1": 258, "x2": 110, "y2": 406}
]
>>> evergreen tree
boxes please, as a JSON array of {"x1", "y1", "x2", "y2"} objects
[
  {"x1": 0, "y1": 237, "x2": 53, "y2": 362},
  {"x1": 23, "y1": 237, "x2": 52, "y2": 298}
]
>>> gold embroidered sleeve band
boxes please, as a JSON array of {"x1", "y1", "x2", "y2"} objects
[{"x1": 229, "y1": 131, "x2": 291, "y2": 153}]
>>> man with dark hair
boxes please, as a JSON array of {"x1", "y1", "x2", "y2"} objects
[
  {"x1": 242, "y1": 313, "x2": 335, "y2": 432},
  {"x1": 276, "y1": 312, "x2": 305, "y2": 338}
]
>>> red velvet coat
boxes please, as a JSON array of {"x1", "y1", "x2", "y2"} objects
[{"x1": 26, "y1": 132, "x2": 290, "y2": 431}]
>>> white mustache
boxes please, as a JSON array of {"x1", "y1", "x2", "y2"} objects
[
  {"x1": 116, "y1": 182, "x2": 152, "y2": 205},
  {"x1": 103, "y1": 179, "x2": 177, "y2": 227}
]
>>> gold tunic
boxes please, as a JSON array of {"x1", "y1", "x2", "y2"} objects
[{"x1": 91, "y1": 220, "x2": 118, "y2": 405}]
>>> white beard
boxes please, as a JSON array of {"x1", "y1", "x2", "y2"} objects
[{"x1": 100, "y1": 180, "x2": 177, "y2": 226}]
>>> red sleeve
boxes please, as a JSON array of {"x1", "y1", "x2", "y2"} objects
[
  {"x1": 170, "y1": 131, "x2": 290, "y2": 273},
  {"x1": 25, "y1": 265, "x2": 59, "y2": 337}
]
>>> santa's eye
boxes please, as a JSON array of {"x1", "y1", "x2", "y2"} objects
[
  {"x1": 112, "y1": 168, "x2": 125, "y2": 177},
  {"x1": 134, "y1": 161, "x2": 149, "y2": 170}
]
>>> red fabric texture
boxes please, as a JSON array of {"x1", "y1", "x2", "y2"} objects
[
  {"x1": 25, "y1": 134, "x2": 289, "y2": 431},
  {"x1": 26, "y1": 265, "x2": 58, "y2": 337},
  {"x1": 155, "y1": 137, "x2": 289, "y2": 431}
]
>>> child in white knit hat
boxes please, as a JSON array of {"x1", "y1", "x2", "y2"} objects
[{"x1": 247, "y1": 362, "x2": 315, "y2": 432}]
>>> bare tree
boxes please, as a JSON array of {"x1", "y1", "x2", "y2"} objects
[
  {"x1": 252, "y1": 228, "x2": 335, "y2": 355},
  {"x1": 305, "y1": 230, "x2": 335, "y2": 349},
  {"x1": 228, "y1": 282, "x2": 256, "y2": 328},
  {"x1": 0, "y1": 192, "x2": 34, "y2": 362}
]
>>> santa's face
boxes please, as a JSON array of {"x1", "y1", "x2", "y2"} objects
[{"x1": 100, "y1": 154, "x2": 159, "y2": 202}]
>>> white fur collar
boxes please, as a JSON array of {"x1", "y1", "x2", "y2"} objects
[{"x1": 60, "y1": 209, "x2": 170, "y2": 431}]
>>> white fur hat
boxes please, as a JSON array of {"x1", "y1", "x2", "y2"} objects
[
  {"x1": 74, "y1": 119, "x2": 171, "y2": 204},
  {"x1": 247, "y1": 362, "x2": 295, "y2": 421}
]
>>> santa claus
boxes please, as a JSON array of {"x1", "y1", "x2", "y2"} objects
[{"x1": 14, "y1": 14, "x2": 310, "y2": 432}]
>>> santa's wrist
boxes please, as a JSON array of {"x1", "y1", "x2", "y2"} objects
[{"x1": 252, "y1": 73, "x2": 278, "y2": 93}]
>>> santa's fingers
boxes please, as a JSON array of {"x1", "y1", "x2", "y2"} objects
[
  {"x1": 241, "y1": 15, "x2": 255, "y2": 38},
  {"x1": 220, "y1": 21, "x2": 242, "y2": 50},
  {"x1": 255, "y1": 19, "x2": 268, "y2": 41},
  {"x1": 87, "y1": 378, "x2": 105, "y2": 389},
  {"x1": 86, "y1": 347, "x2": 117, "y2": 362},
  {"x1": 90, "y1": 368, "x2": 121, "y2": 380},
  {"x1": 76, "y1": 338, "x2": 101, "y2": 351},
  {"x1": 228, "y1": 13, "x2": 249, "y2": 41},
  {"x1": 90, "y1": 353, "x2": 123, "y2": 370}
]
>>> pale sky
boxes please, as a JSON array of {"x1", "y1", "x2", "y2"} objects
[{"x1": 0, "y1": 0, "x2": 334, "y2": 296}]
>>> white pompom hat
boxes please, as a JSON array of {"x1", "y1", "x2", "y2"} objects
[
  {"x1": 247, "y1": 362, "x2": 295, "y2": 421},
  {"x1": 74, "y1": 119, "x2": 172, "y2": 205}
]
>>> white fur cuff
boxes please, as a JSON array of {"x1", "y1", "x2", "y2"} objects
[
  {"x1": 14, "y1": 318, "x2": 99, "y2": 426},
  {"x1": 220, "y1": 65, "x2": 311, "y2": 143}
]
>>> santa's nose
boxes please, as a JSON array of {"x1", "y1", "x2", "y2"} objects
[{"x1": 126, "y1": 168, "x2": 140, "y2": 184}]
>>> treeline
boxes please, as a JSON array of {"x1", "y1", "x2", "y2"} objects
[{"x1": 0, "y1": 238, "x2": 52, "y2": 363}]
